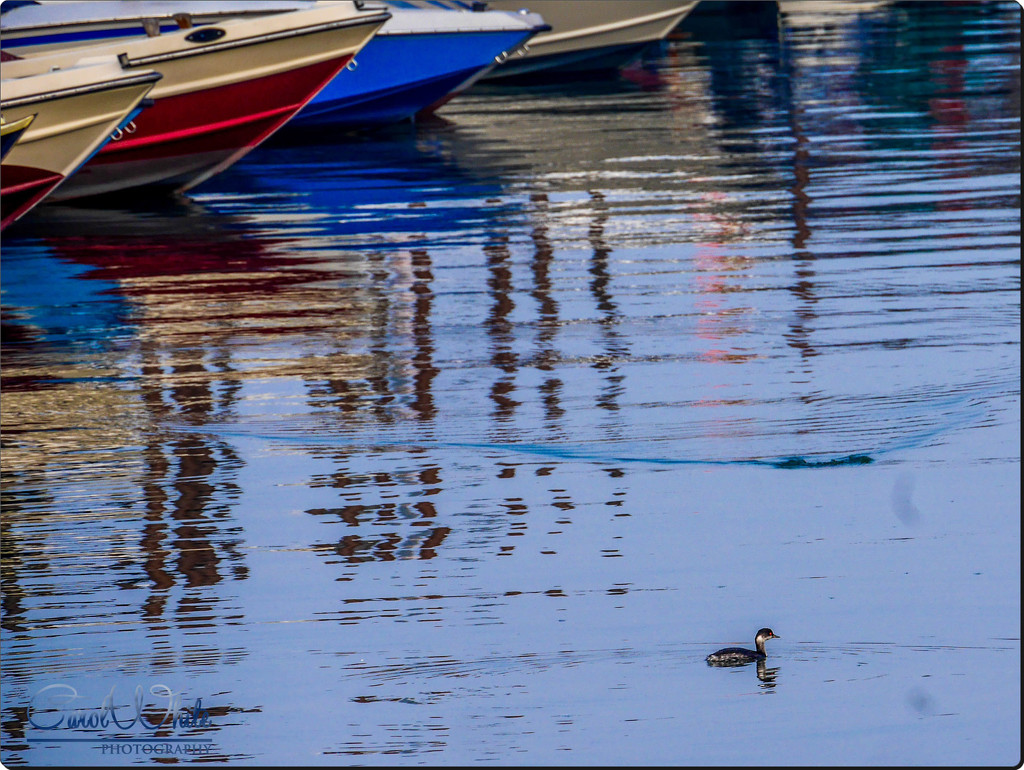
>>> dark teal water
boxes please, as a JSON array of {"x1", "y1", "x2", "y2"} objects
[{"x1": 1, "y1": 2, "x2": 1019, "y2": 764}]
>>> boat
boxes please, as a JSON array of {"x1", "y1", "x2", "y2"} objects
[
  {"x1": 1, "y1": 113, "x2": 36, "y2": 160},
  {"x1": 292, "y1": 1, "x2": 549, "y2": 128},
  {"x1": 480, "y1": 0, "x2": 698, "y2": 81},
  {"x1": 1, "y1": 2, "x2": 390, "y2": 199},
  {"x1": 1, "y1": 55, "x2": 160, "y2": 229},
  {"x1": 2, "y1": 1, "x2": 549, "y2": 130}
]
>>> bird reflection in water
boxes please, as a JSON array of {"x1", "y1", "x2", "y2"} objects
[
  {"x1": 705, "y1": 657, "x2": 780, "y2": 690},
  {"x1": 756, "y1": 660, "x2": 779, "y2": 688}
]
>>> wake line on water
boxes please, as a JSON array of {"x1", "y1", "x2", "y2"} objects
[
  {"x1": 169, "y1": 425, "x2": 874, "y2": 470},
  {"x1": 167, "y1": 381, "x2": 1012, "y2": 469},
  {"x1": 165, "y1": 377, "x2": 1012, "y2": 470},
  {"x1": 419, "y1": 441, "x2": 874, "y2": 469}
]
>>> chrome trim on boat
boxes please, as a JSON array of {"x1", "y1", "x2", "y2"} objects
[
  {"x1": 119, "y1": 11, "x2": 391, "y2": 68},
  {"x1": 0, "y1": 70, "x2": 163, "y2": 109}
]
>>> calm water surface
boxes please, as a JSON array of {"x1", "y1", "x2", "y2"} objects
[{"x1": 1, "y1": 2, "x2": 1020, "y2": 765}]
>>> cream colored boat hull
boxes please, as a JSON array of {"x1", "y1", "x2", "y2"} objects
[
  {"x1": 1, "y1": 56, "x2": 159, "y2": 228},
  {"x1": 484, "y1": 0, "x2": 697, "y2": 79}
]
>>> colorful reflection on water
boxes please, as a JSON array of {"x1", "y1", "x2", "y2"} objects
[{"x1": 1, "y1": 2, "x2": 1019, "y2": 765}]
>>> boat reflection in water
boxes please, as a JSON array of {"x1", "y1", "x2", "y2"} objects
[
  {"x1": 178, "y1": 61, "x2": 772, "y2": 570},
  {"x1": 3, "y1": 188, "x2": 479, "y2": 747},
  {"x1": 3, "y1": 201, "x2": 283, "y2": 641},
  {"x1": 3, "y1": 190, "x2": 458, "y2": 684},
  {"x1": 192, "y1": 134, "x2": 521, "y2": 569},
  {"x1": 2, "y1": 143, "x2": 497, "y2": 596},
  {"x1": 193, "y1": 48, "x2": 787, "y2": 464}
]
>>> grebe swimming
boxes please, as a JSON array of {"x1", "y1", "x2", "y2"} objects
[{"x1": 706, "y1": 628, "x2": 779, "y2": 665}]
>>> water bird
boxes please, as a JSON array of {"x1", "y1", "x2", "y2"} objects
[{"x1": 706, "y1": 628, "x2": 779, "y2": 665}]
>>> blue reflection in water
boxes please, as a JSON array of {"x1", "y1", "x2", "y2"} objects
[
  {"x1": 1, "y1": 241, "x2": 131, "y2": 351},
  {"x1": 198, "y1": 125, "x2": 519, "y2": 250}
]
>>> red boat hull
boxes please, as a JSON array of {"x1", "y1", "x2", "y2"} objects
[
  {"x1": 1, "y1": 165, "x2": 64, "y2": 229},
  {"x1": 52, "y1": 54, "x2": 352, "y2": 200}
]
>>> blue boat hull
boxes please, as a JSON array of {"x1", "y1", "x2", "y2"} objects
[{"x1": 292, "y1": 30, "x2": 532, "y2": 128}]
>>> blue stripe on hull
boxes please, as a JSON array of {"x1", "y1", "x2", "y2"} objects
[{"x1": 0, "y1": 23, "x2": 182, "y2": 49}]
